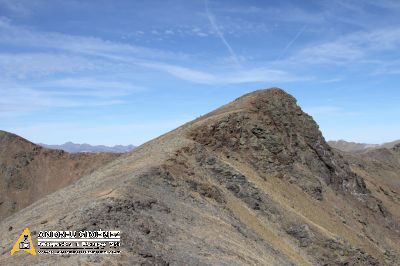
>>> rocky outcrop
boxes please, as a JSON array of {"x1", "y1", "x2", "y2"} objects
[
  {"x1": 393, "y1": 143, "x2": 400, "y2": 153},
  {"x1": 190, "y1": 89, "x2": 369, "y2": 200}
]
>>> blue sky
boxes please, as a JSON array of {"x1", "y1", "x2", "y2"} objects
[{"x1": 0, "y1": 0, "x2": 399, "y2": 145}]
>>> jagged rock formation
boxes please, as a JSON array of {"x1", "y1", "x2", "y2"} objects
[
  {"x1": 0, "y1": 131, "x2": 120, "y2": 220},
  {"x1": 0, "y1": 88, "x2": 399, "y2": 265}
]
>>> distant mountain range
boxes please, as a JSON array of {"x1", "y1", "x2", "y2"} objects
[
  {"x1": 328, "y1": 139, "x2": 400, "y2": 153},
  {"x1": 39, "y1": 141, "x2": 136, "y2": 153}
]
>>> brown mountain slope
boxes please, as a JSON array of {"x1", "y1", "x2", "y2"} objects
[
  {"x1": 342, "y1": 144, "x2": 400, "y2": 227},
  {"x1": 0, "y1": 88, "x2": 399, "y2": 265},
  {"x1": 328, "y1": 139, "x2": 400, "y2": 153},
  {"x1": 0, "y1": 130, "x2": 120, "y2": 220}
]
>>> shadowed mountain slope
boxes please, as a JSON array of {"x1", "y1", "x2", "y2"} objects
[
  {"x1": 1, "y1": 88, "x2": 399, "y2": 265},
  {"x1": 342, "y1": 144, "x2": 400, "y2": 231},
  {"x1": 0, "y1": 131, "x2": 120, "y2": 220}
]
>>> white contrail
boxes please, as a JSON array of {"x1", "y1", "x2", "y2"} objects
[
  {"x1": 276, "y1": 25, "x2": 307, "y2": 61},
  {"x1": 204, "y1": 0, "x2": 241, "y2": 68}
]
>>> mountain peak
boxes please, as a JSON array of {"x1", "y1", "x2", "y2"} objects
[
  {"x1": 238, "y1": 87, "x2": 293, "y2": 100},
  {"x1": 243, "y1": 88, "x2": 299, "y2": 113},
  {"x1": 189, "y1": 88, "x2": 367, "y2": 200}
]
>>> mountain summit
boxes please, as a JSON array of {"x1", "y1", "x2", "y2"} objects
[
  {"x1": 1, "y1": 88, "x2": 399, "y2": 265},
  {"x1": 189, "y1": 88, "x2": 369, "y2": 199}
]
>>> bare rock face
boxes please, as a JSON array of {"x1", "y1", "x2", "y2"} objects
[
  {"x1": 0, "y1": 88, "x2": 399, "y2": 265},
  {"x1": 190, "y1": 89, "x2": 368, "y2": 200},
  {"x1": 0, "y1": 131, "x2": 120, "y2": 220}
]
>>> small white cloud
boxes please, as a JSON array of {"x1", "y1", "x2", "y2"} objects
[
  {"x1": 192, "y1": 27, "x2": 201, "y2": 33},
  {"x1": 196, "y1": 32, "x2": 208, "y2": 37}
]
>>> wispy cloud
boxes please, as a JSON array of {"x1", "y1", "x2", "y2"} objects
[
  {"x1": 275, "y1": 25, "x2": 307, "y2": 61},
  {"x1": 0, "y1": 19, "x2": 189, "y2": 61},
  {"x1": 1, "y1": 7, "x2": 398, "y2": 89},
  {"x1": 222, "y1": 5, "x2": 324, "y2": 25},
  {"x1": 0, "y1": 86, "x2": 82, "y2": 117},
  {"x1": 284, "y1": 27, "x2": 400, "y2": 69},
  {"x1": 0, "y1": 77, "x2": 142, "y2": 116},
  {"x1": 41, "y1": 77, "x2": 141, "y2": 90},
  {"x1": 39, "y1": 78, "x2": 143, "y2": 98},
  {"x1": 204, "y1": 0, "x2": 241, "y2": 68},
  {"x1": 0, "y1": 53, "x2": 100, "y2": 79},
  {"x1": 139, "y1": 61, "x2": 306, "y2": 84},
  {"x1": 0, "y1": 18, "x2": 303, "y2": 86},
  {"x1": 291, "y1": 41, "x2": 364, "y2": 65}
]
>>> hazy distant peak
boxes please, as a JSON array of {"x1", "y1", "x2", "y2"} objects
[
  {"x1": 328, "y1": 139, "x2": 400, "y2": 153},
  {"x1": 39, "y1": 142, "x2": 136, "y2": 153}
]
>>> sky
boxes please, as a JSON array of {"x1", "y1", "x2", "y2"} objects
[{"x1": 0, "y1": 0, "x2": 399, "y2": 146}]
